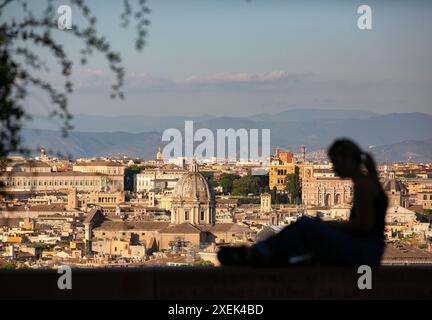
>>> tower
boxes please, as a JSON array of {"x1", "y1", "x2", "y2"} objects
[
  {"x1": 67, "y1": 188, "x2": 78, "y2": 210},
  {"x1": 260, "y1": 193, "x2": 272, "y2": 213},
  {"x1": 300, "y1": 145, "x2": 306, "y2": 163},
  {"x1": 39, "y1": 147, "x2": 49, "y2": 161},
  {"x1": 148, "y1": 190, "x2": 156, "y2": 207},
  {"x1": 156, "y1": 146, "x2": 163, "y2": 164},
  {"x1": 170, "y1": 158, "x2": 216, "y2": 225}
]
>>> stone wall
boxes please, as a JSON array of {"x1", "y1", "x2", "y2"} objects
[{"x1": 1, "y1": 266, "x2": 431, "y2": 299}]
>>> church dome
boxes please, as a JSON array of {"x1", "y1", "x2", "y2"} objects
[{"x1": 173, "y1": 159, "x2": 214, "y2": 202}]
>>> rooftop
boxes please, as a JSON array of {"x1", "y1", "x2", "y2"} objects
[
  {"x1": 93, "y1": 220, "x2": 170, "y2": 231},
  {"x1": 73, "y1": 161, "x2": 123, "y2": 167}
]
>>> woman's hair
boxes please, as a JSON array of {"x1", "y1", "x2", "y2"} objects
[{"x1": 327, "y1": 138, "x2": 379, "y2": 184}]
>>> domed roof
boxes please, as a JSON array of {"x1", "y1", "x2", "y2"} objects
[
  {"x1": 173, "y1": 159, "x2": 214, "y2": 202},
  {"x1": 383, "y1": 179, "x2": 407, "y2": 193}
]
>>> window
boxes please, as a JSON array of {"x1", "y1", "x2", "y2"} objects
[{"x1": 185, "y1": 211, "x2": 189, "y2": 221}]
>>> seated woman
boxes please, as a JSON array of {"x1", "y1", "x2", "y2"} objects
[{"x1": 218, "y1": 138, "x2": 388, "y2": 267}]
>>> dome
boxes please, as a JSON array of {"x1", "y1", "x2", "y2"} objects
[
  {"x1": 172, "y1": 159, "x2": 214, "y2": 202},
  {"x1": 170, "y1": 158, "x2": 216, "y2": 225}
]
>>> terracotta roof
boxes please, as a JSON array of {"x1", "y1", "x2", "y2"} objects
[
  {"x1": 28, "y1": 204, "x2": 66, "y2": 212},
  {"x1": 407, "y1": 205, "x2": 426, "y2": 214},
  {"x1": 197, "y1": 223, "x2": 252, "y2": 234},
  {"x1": 83, "y1": 208, "x2": 103, "y2": 224},
  {"x1": 94, "y1": 221, "x2": 170, "y2": 231},
  {"x1": 383, "y1": 179, "x2": 407, "y2": 192},
  {"x1": 0, "y1": 218, "x2": 21, "y2": 228},
  {"x1": 383, "y1": 243, "x2": 432, "y2": 259},
  {"x1": 2, "y1": 204, "x2": 67, "y2": 212},
  {"x1": 159, "y1": 223, "x2": 202, "y2": 234}
]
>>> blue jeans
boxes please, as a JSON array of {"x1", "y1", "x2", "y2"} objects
[{"x1": 255, "y1": 216, "x2": 385, "y2": 266}]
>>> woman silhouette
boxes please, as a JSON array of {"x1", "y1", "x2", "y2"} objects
[{"x1": 218, "y1": 138, "x2": 388, "y2": 266}]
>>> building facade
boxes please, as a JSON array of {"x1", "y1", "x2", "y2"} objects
[
  {"x1": 135, "y1": 168, "x2": 186, "y2": 193},
  {"x1": 0, "y1": 171, "x2": 124, "y2": 193},
  {"x1": 417, "y1": 190, "x2": 432, "y2": 209},
  {"x1": 269, "y1": 148, "x2": 299, "y2": 192},
  {"x1": 72, "y1": 161, "x2": 125, "y2": 175},
  {"x1": 383, "y1": 179, "x2": 409, "y2": 208},
  {"x1": 302, "y1": 177, "x2": 353, "y2": 207}
]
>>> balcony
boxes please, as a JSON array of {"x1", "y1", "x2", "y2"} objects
[{"x1": 1, "y1": 266, "x2": 432, "y2": 299}]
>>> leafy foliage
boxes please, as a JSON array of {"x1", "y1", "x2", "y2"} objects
[
  {"x1": 401, "y1": 173, "x2": 417, "y2": 179},
  {"x1": 0, "y1": 0, "x2": 151, "y2": 157},
  {"x1": 126, "y1": 164, "x2": 143, "y2": 174},
  {"x1": 284, "y1": 172, "x2": 301, "y2": 204},
  {"x1": 213, "y1": 173, "x2": 240, "y2": 194},
  {"x1": 423, "y1": 209, "x2": 432, "y2": 223},
  {"x1": 231, "y1": 173, "x2": 268, "y2": 196},
  {"x1": 213, "y1": 173, "x2": 269, "y2": 196}
]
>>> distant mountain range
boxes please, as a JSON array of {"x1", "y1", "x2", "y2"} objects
[
  {"x1": 369, "y1": 139, "x2": 432, "y2": 163},
  {"x1": 21, "y1": 109, "x2": 432, "y2": 161},
  {"x1": 21, "y1": 129, "x2": 162, "y2": 159},
  {"x1": 26, "y1": 108, "x2": 378, "y2": 133}
]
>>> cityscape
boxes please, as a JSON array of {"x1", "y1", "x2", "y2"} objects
[
  {"x1": 1, "y1": 0, "x2": 432, "y2": 303},
  {"x1": 1, "y1": 145, "x2": 432, "y2": 269}
]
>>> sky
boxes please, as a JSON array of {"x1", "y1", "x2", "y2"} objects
[{"x1": 7, "y1": 0, "x2": 432, "y2": 117}]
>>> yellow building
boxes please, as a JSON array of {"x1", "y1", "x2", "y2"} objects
[
  {"x1": 405, "y1": 181, "x2": 423, "y2": 194},
  {"x1": 3, "y1": 236, "x2": 22, "y2": 244},
  {"x1": 92, "y1": 239, "x2": 146, "y2": 259},
  {"x1": 269, "y1": 162, "x2": 302, "y2": 192},
  {"x1": 268, "y1": 147, "x2": 304, "y2": 192}
]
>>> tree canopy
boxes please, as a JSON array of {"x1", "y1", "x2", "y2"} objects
[
  {"x1": 284, "y1": 173, "x2": 301, "y2": 204},
  {"x1": 0, "y1": 0, "x2": 151, "y2": 158}
]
